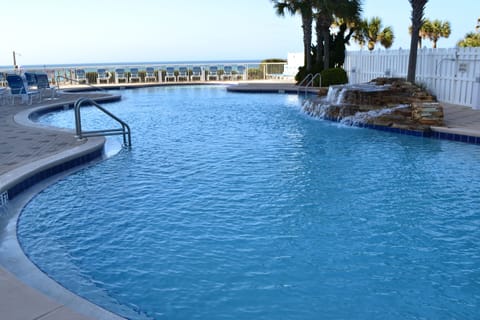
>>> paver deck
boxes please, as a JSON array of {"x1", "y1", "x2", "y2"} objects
[{"x1": 1, "y1": 84, "x2": 480, "y2": 320}]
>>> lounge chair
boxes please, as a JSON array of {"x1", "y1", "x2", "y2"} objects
[
  {"x1": 208, "y1": 66, "x2": 218, "y2": 81},
  {"x1": 97, "y1": 68, "x2": 111, "y2": 84},
  {"x1": 235, "y1": 65, "x2": 247, "y2": 80},
  {"x1": 6, "y1": 74, "x2": 40, "y2": 105},
  {"x1": 177, "y1": 66, "x2": 189, "y2": 82},
  {"x1": 191, "y1": 66, "x2": 203, "y2": 81},
  {"x1": 129, "y1": 68, "x2": 141, "y2": 83},
  {"x1": 145, "y1": 67, "x2": 157, "y2": 82},
  {"x1": 35, "y1": 73, "x2": 58, "y2": 99},
  {"x1": 221, "y1": 66, "x2": 233, "y2": 80},
  {"x1": 165, "y1": 67, "x2": 176, "y2": 82},
  {"x1": 76, "y1": 69, "x2": 88, "y2": 84},
  {"x1": 24, "y1": 72, "x2": 38, "y2": 88},
  {"x1": 115, "y1": 68, "x2": 128, "y2": 84}
]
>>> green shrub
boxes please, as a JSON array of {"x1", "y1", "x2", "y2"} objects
[
  {"x1": 248, "y1": 68, "x2": 263, "y2": 80},
  {"x1": 320, "y1": 68, "x2": 348, "y2": 87}
]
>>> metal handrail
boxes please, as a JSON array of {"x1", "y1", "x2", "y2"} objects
[
  {"x1": 74, "y1": 97, "x2": 132, "y2": 147},
  {"x1": 296, "y1": 73, "x2": 321, "y2": 95},
  {"x1": 297, "y1": 73, "x2": 313, "y2": 94},
  {"x1": 304, "y1": 73, "x2": 321, "y2": 95}
]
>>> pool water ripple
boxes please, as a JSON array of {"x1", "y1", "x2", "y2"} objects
[{"x1": 18, "y1": 86, "x2": 480, "y2": 319}]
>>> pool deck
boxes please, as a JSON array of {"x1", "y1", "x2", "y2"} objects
[{"x1": 1, "y1": 81, "x2": 480, "y2": 320}]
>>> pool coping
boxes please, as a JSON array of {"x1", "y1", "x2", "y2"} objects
[{"x1": 0, "y1": 96, "x2": 126, "y2": 319}]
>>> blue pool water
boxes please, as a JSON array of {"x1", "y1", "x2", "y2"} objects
[{"x1": 19, "y1": 86, "x2": 480, "y2": 319}]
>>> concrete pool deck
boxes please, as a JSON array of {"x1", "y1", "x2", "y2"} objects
[{"x1": 1, "y1": 82, "x2": 480, "y2": 319}]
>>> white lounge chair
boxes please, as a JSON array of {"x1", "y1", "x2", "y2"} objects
[
  {"x1": 115, "y1": 68, "x2": 128, "y2": 83},
  {"x1": 221, "y1": 66, "x2": 233, "y2": 80},
  {"x1": 165, "y1": 67, "x2": 176, "y2": 82},
  {"x1": 129, "y1": 68, "x2": 141, "y2": 83},
  {"x1": 75, "y1": 69, "x2": 88, "y2": 84},
  {"x1": 191, "y1": 66, "x2": 203, "y2": 81},
  {"x1": 235, "y1": 65, "x2": 247, "y2": 80},
  {"x1": 178, "y1": 66, "x2": 189, "y2": 82},
  {"x1": 145, "y1": 67, "x2": 157, "y2": 82},
  {"x1": 208, "y1": 66, "x2": 218, "y2": 81},
  {"x1": 97, "y1": 69, "x2": 111, "y2": 84}
]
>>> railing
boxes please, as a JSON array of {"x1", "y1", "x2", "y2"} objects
[
  {"x1": 74, "y1": 98, "x2": 132, "y2": 147},
  {"x1": 0, "y1": 62, "x2": 292, "y2": 85},
  {"x1": 304, "y1": 73, "x2": 321, "y2": 95},
  {"x1": 56, "y1": 75, "x2": 107, "y2": 91},
  {"x1": 297, "y1": 73, "x2": 313, "y2": 94},
  {"x1": 297, "y1": 73, "x2": 321, "y2": 95}
]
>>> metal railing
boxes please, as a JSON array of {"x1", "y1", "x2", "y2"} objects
[
  {"x1": 297, "y1": 73, "x2": 321, "y2": 95},
  {"x1": 74, "y1": 98, "x2": 132, "y2": 147},
  {"x1": 304, "y1": 73, "x2": 321, "y2": 95}
]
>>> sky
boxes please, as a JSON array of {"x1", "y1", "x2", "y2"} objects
[{"x1": 1, "y1": 0, "x2": 479, "y2": 66}]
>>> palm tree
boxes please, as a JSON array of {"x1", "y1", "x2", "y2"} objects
[
  {"x1": 458, "y1": 32, "x2": 480, "y2": 47},
  {"x1": 313, "y1": 0, "x2": 361, "y2": 69},
  {"x1": 407, "y1": 0, "x2": 428, "y2": 83},
  {"x1": 458, "y1": 17, "x2": 480, "y2": 47},
  {"x1": 409, "y1": 19, "x2": 451, "y2": 48},
  {"x1": 353, "y1": 17, "x2": 394, "y2": 51},
  {"x1": 272, "y1": 0, "x2": 314, "y2": 72}
]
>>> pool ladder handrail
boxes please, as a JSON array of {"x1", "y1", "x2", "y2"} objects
[
  {"x1": 74, "y1": 98, "x2": 132, "y2": 147},
  {"x1": 297, "y1": 73, "x2": 321, "y2": 95}
]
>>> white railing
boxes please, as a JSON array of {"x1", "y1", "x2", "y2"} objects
[
  {"x1": 0, "y1": 62, "x2": 290, "y2": 86},
  {"x1": 345, "y1": 47, "x2": 480, "y2": 109}
]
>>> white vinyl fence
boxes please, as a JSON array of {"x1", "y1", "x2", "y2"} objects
[{"x1": 344, "y1": 47, "x2": 480, "y2": 109}]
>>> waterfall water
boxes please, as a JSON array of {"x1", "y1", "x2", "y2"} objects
[
  {"x1": 339, "y1": 105, "x2": 409, "y2": 126},
  {"x1": 325, "y1": 85, "x2": 347, "y2": 105}
]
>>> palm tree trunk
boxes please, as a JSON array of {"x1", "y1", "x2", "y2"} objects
[
  {"x1": 302, "y1": 16, "x2": 313, "y2": 72},
  {"x1": 322, "y1": 28, "x2": 330, "y2": 69},
  {"x1": 315, "y1": 19, "x2": 324, "y2": 66},
  {"x1": 407, "y1": 0, "x2": 428, "y2": 83}
]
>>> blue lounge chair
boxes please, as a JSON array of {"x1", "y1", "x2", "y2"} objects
[
  {"x1": 178, "y1": 66, "x2": 189, "y2": 82},
  {"x1": 6, "y1": 74, "x2": 40, "y2": 105},
  {"x1": 128, "y1": 68, "x2": 140, "y2": 83},
  {"x1": 165, "y1": 67, "x2": 176, "y2": 82},
  {"x1": 221, "y1": 66, "x2": 233, "y2": 80},
  {"x1": 35, "y1": 73, "x2": 58, "y2": 99},
  {"x1": 75, "y1": 69, "x2": 88, "y2": 84},
  {"x1": 24, "y1": 72, "x2": 38, "y2": 88},
  {"x1": 145, "y1": 67, "x2": 157, "y2": 82},
  {"x1": 235, "y1": 65, "x2": 247, "y2": 80},
  {"x1": 191, "y1": 66, "x2": 203, "y2": 81},
  {"x1": 97, "y1": 68, "x2": 111, "y2": 84},
  {"x1": 115, "y1": 68, "x2": 128, "y2": 84},
  {"x1": 208, "y1": 66, "x2": 218, "y2": 81}
]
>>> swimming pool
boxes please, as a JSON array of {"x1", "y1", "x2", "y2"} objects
[{"x1": 19, "y1": 86, "x2": 480, "y2": 319}]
